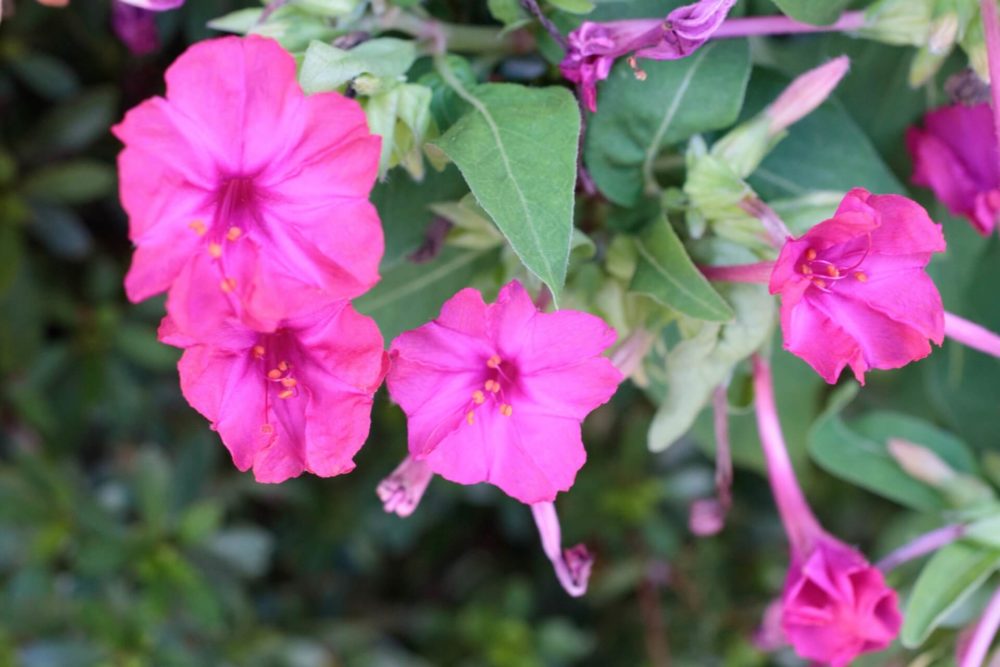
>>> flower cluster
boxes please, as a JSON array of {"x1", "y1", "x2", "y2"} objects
[{"x1": 114, "y1": 36, "x2": 388, "y2": 482}]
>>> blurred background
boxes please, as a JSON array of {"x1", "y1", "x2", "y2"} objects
[{"x1": 1, "y1": 2, "x2": 998, "y2": 666}]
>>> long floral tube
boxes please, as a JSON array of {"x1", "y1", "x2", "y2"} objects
[
  {"x1": 713, "y1": 10, "x2": 865, "y2": 39},
  {"x1": 876, "y1": 523, "x2": 966, "y2": 573},
  {"x1": 979, "y1": 0, "x2": 1000, "y2": 177},
  {"x1": 751, "y1": 355, "x2": 823, "y2": 554},
  {"x1": 962, "y1": 586, "x2": 1000, "y2": 667},
  {"x1": 701, "y1": 261, "x2": 1000, "y2": 360}
]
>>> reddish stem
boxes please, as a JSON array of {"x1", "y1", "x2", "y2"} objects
[
  {"x1": 699, "y1": 261, "x2": 775, "y2": 284},
  {"x1": 980, "y1": 0, "x2": 1000, "y2": 177},
  {"x1": 713, "y1": 10, "x2": 865, "y2": 39}
]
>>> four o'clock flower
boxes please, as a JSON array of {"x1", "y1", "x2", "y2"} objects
[
  {"x1": 160, "y1": 297, "x2": 388, "y2": 484},
  {"x1": 112, "y1": 36, "x2": 383, "y2": 331},
  {"x1": 383, "y1": 280, "x2": 622, "y2": 595},
  {"x1": 907, "y1": 103, "x2": 1000, "y2": 236},
  {"x1": 769, "y1": 188, "x2": 946, "y2": 384},
  {"x1": 560, "y1": 0, "x2": 736, "y2": 111},
  {"x1": 752, "y1": 356, "x2": 902, "y2": 666}
]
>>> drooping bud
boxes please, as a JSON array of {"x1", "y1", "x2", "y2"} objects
[
  {"x1": 531, "y1": 502, "x2": 594, "y2": 597},
  {"x1": 377, "y1": 455, "x2": 434, "y2": 518}
]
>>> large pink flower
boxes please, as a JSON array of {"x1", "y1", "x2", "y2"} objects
[
  {"x1": 160, "y1": 298, "x2": 388, "y2": 484},
  {"x1": 113, "y1": 36, "x2": 383, "y2": 330},
  {"x1": 907, "y1": 103, "x2": 1000, "y2": 236},
  {"x1": 560, "y1": 0, "x2": 735, "y2": 112},
  {"x1": 782, "y1": 538, "x2": 902, "y2": 667},
  {"x1": 769, "y1": 188, "x2": 946, "y2": 384},
  {"x1": 386, "y1": 281, "x2": 623, "y2": 504}
]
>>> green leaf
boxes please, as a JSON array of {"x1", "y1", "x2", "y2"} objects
[
  {"x1": 299, "y1": 38, "x2": 417, "y2": 94},
  {"x1": 364, "y1": 82, "x2": 433, "y2": 179},
  {"x1": 808, "y1": 386, "x2": 977, "y2": 511},
  {"x1": 585, "y1": 40, "x2": 751, "y2": 206},
  {"x1": 901, "y1": 542, "x2": 1000, "y2": 648},
  {"x1": 548, "y1": 0, "x2": 595, "y2": 14},
  {"x1": 769, "y1": 0, "x2": 853, "y2": 25},
  {"x1": 630, "y1": 218, "x2": 733, "y2": 322},
  {"x1": 429, "y1": 74, "x2": 579, "y2": 300},
  {"x1": 645, "y1": 283, "x2": 774, "y2": 451},
  {"x1": 20, "y1": 87, "x2": 118, "y2": 160},
  {"x1": 20, "y1": 161, "x2": 115, "y2": 205},
  {"x1": 355, "y1": 247, "x2": 499, "y2": 341}
]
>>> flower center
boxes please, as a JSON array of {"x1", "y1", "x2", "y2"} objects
[
  {"x1": 251, "y1": 333, "x2": 305, "y2": 435},
  {"x1": 798, "y1": 238, "x2": 872, "y2": 292},
  {"x1": 464, "y1": 354, "x2": 517, "y2": 425},
  {"x1": 186, "y1": 176, "x2": 265, "y2": 293}
]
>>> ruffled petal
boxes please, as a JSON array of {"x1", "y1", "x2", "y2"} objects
[{"x1": 515, "y1": 309, "x2": 618, "y2": 374}]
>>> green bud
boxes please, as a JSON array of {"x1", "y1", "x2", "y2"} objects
[{"x1": 710, "y1": 115, "x2": 774, "y2": 179}]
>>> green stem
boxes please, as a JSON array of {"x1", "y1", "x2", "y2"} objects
[{"x1": 365, "y1": 9, "x2": 527, "y2": 55}]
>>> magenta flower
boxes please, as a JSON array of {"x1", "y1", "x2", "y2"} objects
[
  {"x1": 753, "y1": 356, "x2": 901, "y2": 666},
  {"x1": 560, "y1": 0, "x2": 736, "y2": 111},
  {"x1": 769, "y1": 188, "x2": 946, "y2": 384},
  {"x1": 386, "y1": 280, "x2": 623, "y2": 503},
  {"x1": 159, "y1": 298, "x2": 388, "y2": 484},
  {"x1": 907, "y1": 103, "x2": 1000, "y2": 236},
  {"x1": 112, "y1": 36, "x2": 383, "y2": 330}
]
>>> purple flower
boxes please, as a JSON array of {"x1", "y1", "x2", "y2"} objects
[{"x1": 560, "y1": 0, "x2": 736, "y2": 111}]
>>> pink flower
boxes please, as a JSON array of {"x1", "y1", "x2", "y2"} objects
[
  {"x1": 769, "y1": 188, "x2": 946, "y2": 384},
  {"x1": 753, "y1": 356, "x2": 901, "y2": 666},
  {"x1": 113, "y1": 36, "x2": 383, "y2": 330},
  {"x1": 907, "y1": 103, "x2": 1000, "y2": 235},
  {"x1": 159, "y1": 298, "x2": 388, "y2": 483},
  {"x1": 386, "y1": 280, "x2": 622, "y2": 504},
  {"x1": 112, "y1": 2, "x2": 160, "y2": 55},
  {"x1": 560, "y1": 0, "x2": 735, "y2": 112}
]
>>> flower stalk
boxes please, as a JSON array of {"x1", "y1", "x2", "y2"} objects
[
  {"x1": 876, "y1": 523, "x2": 967, "y2": 572},
  {"x1": 961, "y1": 585, "x2": 1000, "y2": 667},
  {"x1": 713, "y1": 10, "x2": 866, "y2": 39},
  {"x1": 944, "y1": 312, "x2": 1000, "y2": 359}
]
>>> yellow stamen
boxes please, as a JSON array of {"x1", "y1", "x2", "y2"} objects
[
  {"x1": 281, "y1": 377, "x2": 297, "y2": 388},
  {"x1": 826, "y1": 265, "x2": 840, "y2": 278},
  {"x1": 466, "y1": 411, "x2": 475, "y2": 425},
  {"x1": 267, "y1": 369, "x2": 282, "y2": 380},
  {"x1": 252, "y1": 345, "x2": 265, "y2": 358},
  {"x1": 278, "y1": 361, "x2": 289, "y2": 372},
  {"x1": 189, "y1": 220, "x2": 207, "y2": 235},
  {"x1": 226, "y1": 226, "x2": 242, "y2": 241},
  {"x1": 208, "y1": 242, "x2": 223, "y2": 258},
  {"x1": 472, "y1": 390, "x2": 485, "y2": 405},
  {"x1": 805, "y1": 248, "x2": 817, "y2": 261},
  {"x1": 486, "y1": 354, "x2": 501, "y2": 369},
  {"x1": 812, "y1": 278, "x2": 827, "y2": 290},
  {"x1": 261, "y1": 423, "x2": 274, "y2": 434},
  {"x1": 800, "y1": 264, "x2": 812, "y2": 275},
  {"x1": 484, "y1": 379, "x2": 500, "y2": 393},
  {"x1": 220, "y1": 277, "x2": 236, "y2": 293},
  {"x1": 500, "y1": 404, "x2": 513, "y2": 417},
  {"x1": 854, "y1": 271, "x2": 868, "y2": 283},
  {"x1": 278, "y1": 389, "x2": 294, "y2": 400}
]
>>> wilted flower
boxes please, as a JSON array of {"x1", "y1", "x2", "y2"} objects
[
  {"x1": 769, "y1": 188, "x2": 946, "y2": 384},
  {"x1": 907, "y1": 102, "x2": 1000, "y2": 235},
  {"x1": 560, "y1": 0, "x2": 736, "y2": 111},
  {"x1": 160, "y1": 299, "x2": 388, "y2": 484},
  {"x1": 113, "y1": 36, "x2": 383, "y2": 330},
  {"x1": 752, "y1": 356, "x2": 902, "y2": 666}
]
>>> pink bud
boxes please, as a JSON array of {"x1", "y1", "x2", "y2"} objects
[
  {"x1": 767, "y1": 56, "x2": 850, "y2": 135},
  {"x1": 377, "y1": 456, "x2": 433, "y2": 518},
  {"x1": 688, "y1": 498, "x2": 726, "y2": 536},
  {"x1": 531, "y1": 502, "x2": 594, "y2": 597}
]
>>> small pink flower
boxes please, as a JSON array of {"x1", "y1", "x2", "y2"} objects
[
  {"x1": 112, "y1": 2, "x2": 160, "y2": 55},
  {"x1": 907, "y1": 103, "x2": 1000, "y2": 235},
  {"x1": 160, "y1": 298, "x2": 388, "y2": 484},
  {"x1": 769, "y1": 188, "x2": 946, "y2": 384},
  {"x1": 560, "y1": 0, "x2": 735, "y2": 112},
  {"x1": 386, "y1": 280, "x2": 622, "y2": 504},
  {"x1": 753, "y1": 356, "x2": 901, "y2": 666},
  {"x1": 113, "y1": 36, "x2": 383, "y2": 330}
]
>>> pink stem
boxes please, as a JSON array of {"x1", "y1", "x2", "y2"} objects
[
  {"x1": 699, "y1": 261, "x2": 775, "y2": 284},
  {"x1": 945, "y1": 312, "x2": 1000, "y2": 358},
  {"x1": 980, "y1": 0, "x2": 1000, "y2": 177},
  {"x1": 713, "y1": 383, "x2": 733, "y2": 510},
  {"x1": 876, "y1": 523, "x2": 966, "y2": 573},
  {"x1": 714, "y1": 10, "x2": 865, "y2": 39},
  {"x1": 752, "y1": 355, "x2": 823, "y2": 556},
  {"x1": 962, "y1": 585, "x2": 1000, "y2": 667}
]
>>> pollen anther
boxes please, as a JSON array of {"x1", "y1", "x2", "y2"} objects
[
  {"x1": 189, "y1": 220, "x2": 207, "y2": 235},
  {"x1": 805, "y1": 248, "x2": 817, "y2": 261},
  {"x1": 854, "y1": 271, "x2": 868, "y2": 282},
  {"x1": 278, "y1": 389, "x2": 295, "y2": 400},
  {"x1": 226, "y1": 226, "x2": 242, "y2": 241},
  {"x1": 252, "y1": 345, "x2": 265, "y2": 358},
  {"x1": 466, "y1": 411, "x2": 475, "y2": 425},
  {"x1": 281, "y1": 378, "x2": 297, "y2": 388},
  {"x1": 812, "y1": 278, "x2": 827, "y2": 289},
  {"x1": 220, "y1": 277, "x2": 237, "y2": 293},
  {"x1": 472, "y1": 390, "x2": 485, "y2": 404},
  {"x1": 278, "y1": 361, "x2": 289, "y2": 372},
  {"x1": 484, "y1": 379, "x2": 500, "y2": 393},
  {"x1": 486, "y1": 354, "x2": 501, "y2": 369},
  {"x1": 800, "y1": 264, "x2": 812, "y2": 275},
  {"x1": 208, "y1": 242, "x2": 223, "y2": 258},
  {"x1": 500, "y1": 404, "x2": 513, "y2": 417},
  {"x1": 261, "y1": 423, "x2": 274, "y2": 434},
  {"x1": 267, "y1": 369, "x2": 282, "y2": 379},
  {"x1": 826, "y1": 265, "x2": 840, "y2": 278}
]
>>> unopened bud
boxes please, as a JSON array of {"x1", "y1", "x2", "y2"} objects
[
  {"x1": 689, "y1": 498, "x2": 726, "y2": 536},
  {"x1": 888, "y1": 438, "x2": 957, "y2": 486},
  {"x1": 766, "y1": 56, "x2": 851, "y2": 136}
]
